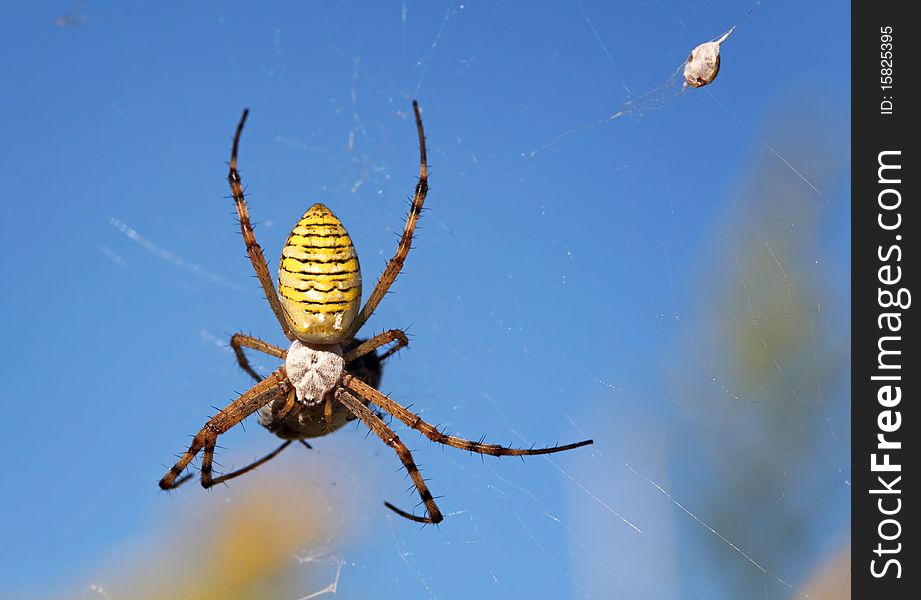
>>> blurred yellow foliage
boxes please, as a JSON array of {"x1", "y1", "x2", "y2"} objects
[{"x1": 77, "y1": 462, "x2": 352, "y2": 600}]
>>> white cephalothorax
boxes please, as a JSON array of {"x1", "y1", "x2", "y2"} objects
[{"x1": 284, "y1": 340, "x2": 345, "y2": 405}]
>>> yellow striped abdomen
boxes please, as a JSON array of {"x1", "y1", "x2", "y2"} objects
[{"x1": 278, "y1": 203, "x2": 361, "y2": 343}]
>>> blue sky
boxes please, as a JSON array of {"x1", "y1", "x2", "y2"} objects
[{"x1": 1, "y1": 2, "x2": 849, "y2": 598}]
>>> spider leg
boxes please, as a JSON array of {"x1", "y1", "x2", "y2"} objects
[
  {"x1": 230, "y1": 333, "x2": 287, "y2": 383},
  {"x1": 344, "y1": 329, "x2": 409, "y2": 363},
  {"x1": 228, "y1": 109, "x2": 296, "y2": 341},
  {"x1": 275, "y1": 387, "x2": 298, "y2": 420},
  {"x1": 341, "y1": 374, "x2": 594, "y2": 457},
  {"x1": 159, "y1": 368, "x2": 292, "y2": 490},
  {"x1": 166, "y1": 472, "x2": 194, "y2": 489},
  {"x1": 200, "y1": 440, "x2": 293, "y2": 488},
  {"x1": 347, "y1": 101, "x2": 428, "y2": 338},
  {"x1": 324, "y1": 395, "x2": 335, "y2": 431},
  {"x1": 337, "y1": 388, "x2": 443, "y2": 524}
]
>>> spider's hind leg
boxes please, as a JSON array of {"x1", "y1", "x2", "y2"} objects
[
  {"x1": 230, "y1": 333, "x2": 287, "y2": 383},
  {"x1": 344, "y1": 329, "x2": 408, "y2": 363},
  {"x1": 347, "y1": 101, "x2": 428, "y2": 338},
  {"x1": 227, "y1": 109, "x2": 296, "y2": 342}
]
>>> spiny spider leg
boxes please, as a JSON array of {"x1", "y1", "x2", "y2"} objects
[
  {"x1": 347, "y1": 101, "x2": 428, "y2": 338},
  {"x1": 163, "y1": 392, "x2": 309, "y2": 491},
  {"x1": 200, "y1": 440, "x2": 293, "y2": 488},
  {"x1": 337, "y1": 389, "x2": 443, "y2": 524},
  {"x1": 341, "y1": 374, "x2": 594, "y2": 456},
  {"x1": 228, "y1": 109, "x2": 296, "y2": 342},
  {"x1": 167, "y1": 472, "x2": 194, "y2": 489},
  {"x1": 159, "y1": 368, "x2": 292, "y2": 490},
  {"x1": 324, "y1": 396, "x2": 335, "y2": 431},
  {"x1": 344, "y1": 329, "x2": 409, "y2": 363},
  {"x1": 230, "y1": 333, "x2": 287, "y2": 383},
  {"x1": 275, "y1": 388, "x2": 298, "y2": 421}
]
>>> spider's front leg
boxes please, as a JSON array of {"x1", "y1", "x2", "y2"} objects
[
  {"x1": 342, "y1": 374, "x2": 593, "y2": 457},
  {"x1": 337, "y1": 389, "x2": 444, "y2": 524},
  {"x1": 159, "y1": 368, "x2": 291, "y2": 490},
  {"x1": 200, "y1": 439, "x2": 293, "y2": 488}
]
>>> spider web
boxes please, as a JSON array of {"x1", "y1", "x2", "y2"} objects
[
  {"x1": 250, "y1": 3, "x2": 844, "y2": 597},
  {"x1": 0, "y1": 2, "x2": 848, "y2": 599}
]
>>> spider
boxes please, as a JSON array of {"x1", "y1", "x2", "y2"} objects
[{"x1": 159, "y1": 101, "x2": 594, "y2": 524}]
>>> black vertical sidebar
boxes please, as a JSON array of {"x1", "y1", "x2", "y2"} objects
[{"x1": 852, "y1": 0, "x2": 917, "y2": 597}]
